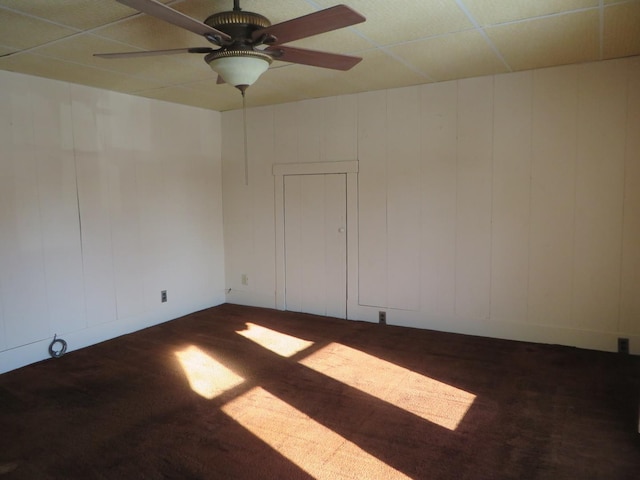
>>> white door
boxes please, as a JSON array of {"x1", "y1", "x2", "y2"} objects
[{"x1": 284, "y1": 174, "x2": 347, "y2": 319}]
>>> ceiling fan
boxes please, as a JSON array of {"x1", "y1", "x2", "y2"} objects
[{"x1": 95, "y1": 0, "x2": 367, "y2": 94}]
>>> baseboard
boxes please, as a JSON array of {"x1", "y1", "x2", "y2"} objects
[
  {"x1": 347, "y1": 303, "x2": 640, "y2": 355},
  {"x1": 225, "y1": 290, "x2": 276, "y2": 309},
  {"x1": 0, "y1": 299, "x2": 224, "y2": 374}
]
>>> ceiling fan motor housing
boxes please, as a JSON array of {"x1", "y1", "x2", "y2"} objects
[{"x1": 204, "y1": 10, "x2": 271, "y2": 46}]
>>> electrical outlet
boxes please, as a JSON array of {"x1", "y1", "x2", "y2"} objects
[
  {"x1": 378, "y1": 311, "x2": 386, "y2": 325},
  {"x1": 618, "y1": 338, "x2": 629, "y2": 354},
  {"x1": 161, "y1": 290, "x2": 167, "y2": 303},
  {"x1": 241, "y1": 274, "x2": 248, "y2": 286}
]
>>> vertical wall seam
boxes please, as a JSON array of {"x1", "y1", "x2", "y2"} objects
[
  {"x1": 526, "y1": 71, "x2": 534, "y2": 325},
  {"x1": 271, "y1": 107, "x2": 278, "y2": 305},
  {"x1": 488, "y1": 75, "x2": 495, "y2": 322},
  {"x1": 455, "y1": 0, "x2": 513, "y2": 72},
  {"x1": 570, "y1": 66, "x2": 580, "y2": 329},
  {"x1": 384, "y1": 90, "x2": 389, "y2": 308},
  {"x1": 323, "y1": 175, "x2": 328, "y2": 316},
  {"x1": 343, "y1": 173, "x2": 348, "y2": 319},
  {"x1": 453, "y1": 80, "x2": 460, "y2": 317},
  {"x1": 617, "y1": 61, "x2": 631, "y2": 333},
  {"x1": 352, "y1": 95, "x2": 359, "y2": 314},
  {"x1": 68, "y1": 85, "x2": 89, "y2": 329},
  {"x1": 418, "y1": 85, "x2": 425, "y2": 315},
  {"x1": 347, "y1": 94, "x2": 362, "y2": 309},
  {"x1": 105, "y1": 111, "x2": 119, "y2": 322},
  {"x1": 31, "y1": 86, "x2": 52, "y2": 338}
]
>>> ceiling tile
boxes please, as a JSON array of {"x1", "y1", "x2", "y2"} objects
[
  {"x1": 0, "y1": 8, "x2": 77, "y2": 50},
  {"x1": 0, "y1": 0, "x2": 135, "y2": 30},
  {"x1": 389, "y1": 30, "x2": 508, "y2": 82},
  {"x1": 181, "y1": 76, "x2": 237, "y2": 95},
  {"x1": 313, "y1": 0, "x2": 474, "y2": 45},
  {"x1": 0, "y1": 45, "x2": 16, "y2": 55},
  {"x1": 237, "y1": 78, "x2": 308, "y2": 109},
  {"x1": 461, "y1": 0, "x2": 598, "y2": 26},
  {"x1": 486, "y1": 9, "x2": 599, "y2": 71},
  {"x1": 0, "y1": 52, "x2": 164, "y2": 92},
  {"x1": 287, "y1": 26, "x2": 374, "y2": 54},
  {"x1": 136, "y1": 84, "x2": 240, "y2": 111},
  {"x1": 35, "y1": 33, "x2": 214, "y2": 85},
  {"x1": 176, "y1": 0, "x2": 316, "y2": 26},
  {"x1": 336, "y1": 48, "x2": 431, "y2": 91},
  {"x1": 603, "y1": 2, "x2": 640, "y2": 59},
  {"x1": 93, "y1": 11, "x2": 206, "y2": 51},
  {"x1": 254, "y1": 63, "x2": 356, "y2": 100}
]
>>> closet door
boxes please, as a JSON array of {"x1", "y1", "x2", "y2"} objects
[{"x1": 284, "y1": 174, "x2": 347, "y2": 319}]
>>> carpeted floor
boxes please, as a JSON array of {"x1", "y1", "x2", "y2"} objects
[{"x1": 0, "y1": 304, "x2": 639, "y2": 479}]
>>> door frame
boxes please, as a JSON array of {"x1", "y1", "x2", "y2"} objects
[{"x1": 273, "y1": 161, "x2": 358, "y2": 318}]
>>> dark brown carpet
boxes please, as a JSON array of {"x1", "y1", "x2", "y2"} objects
[{"x1": 0, "y1": 304, "x2": 638, "y2": 479}]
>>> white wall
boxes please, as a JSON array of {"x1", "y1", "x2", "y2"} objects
[
  {"x1": 0, "y1": 70, "x2": 225, "y2": 373},
  {"x1": 222, "y1": 56, "x2": 640, "y2": 354}
]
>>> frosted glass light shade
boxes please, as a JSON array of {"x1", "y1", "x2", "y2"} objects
[{"x1": 208, "y1": 55, "x2": 271, "y2": 87}]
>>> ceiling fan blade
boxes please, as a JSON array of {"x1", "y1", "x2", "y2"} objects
[
  {"x1": 94, "y1": 47, "x2": 214, "y2": 59},
  {"x1": 216, "y1": 75, "x2": 226, "y2": 85},
  {"x1": 252, "y1": 5, "x2": 365, "y2": 46},
  {"x1": 116, "y1": 0, "x2": 230, "y2": 42},
  {"x1": 265, "y1": 45, "x2": 362, "y2": 71}
]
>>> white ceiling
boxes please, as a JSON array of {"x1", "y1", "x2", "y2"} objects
[{"x1": 1, "y1": 0, "x2": 639, "y2": 111}]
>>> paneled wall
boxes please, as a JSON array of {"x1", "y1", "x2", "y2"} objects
[
  {"x1": 222, "y1": 56, "x2": 640, "y2": 353},
  {"x1": 0, "y1": 71, "x2": 225, "y2": 373}
]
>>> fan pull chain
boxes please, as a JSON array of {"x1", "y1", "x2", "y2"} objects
[{"x1": 242, "y1": 90, "x2": 249, "y2": 186}]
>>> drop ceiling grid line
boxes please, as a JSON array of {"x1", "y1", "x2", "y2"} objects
[
  {"x1": 127, "y1": 84, "x2": 196, "y2": 96},
  {"x1": 0, "y1": 31, "x2": 86, "y2": 58},
  {"x1": 302, "y1": 0, "x2": 436, "y2": 82},
  {"x1": 171, "y1": 79, "x2": 302, "y2": 104},
  {"x1": 2, "y1": 31, "x2": 208, "y2": 80},
  {"x1": 0, "y1": 5, "x2": 84, "y2": 58},
  {"x1": 0, "y1": 6, "x2": 137, "y2": 59},
  {"x1": 302, "y1": 0, "x2": 375, "y2": 45},
  {"x1": 375, "y1": 47, "x2": 436, "y2": 83},
  {"x1": 455, "y1": 0, "x2": 512, "y2": 72},
  {"x1": 0, "y1": 5, "x2": 83, "y2": 32},
  {"x1": 12, "y1": 50, "x2": 180, "y2": 91},
  {"x1": 477, "y1": 6, "x2": 605, "y2": 29},
  {"x1": 358, "y1": 26, "x2": 479, "y2": 50},
  {"x1": 0, "y1": 1, "x2": 187, "y2": 60},
  {"x1": 87, "y1": 30, "x2": 212, "y2": 69}
]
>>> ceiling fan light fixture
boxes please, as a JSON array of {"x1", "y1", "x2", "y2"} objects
[{"x1": 206, "y1": 50, "x2": 272, "y2": 90}]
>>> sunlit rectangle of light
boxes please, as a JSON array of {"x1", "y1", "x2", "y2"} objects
[
  {"x1": 222, "y1": 387, "x2": 411, "y2": 480},
  {"x1": 299, "y1": 343, "x2": 476, "y2": 431},
  {"x1": 236, "y1": 322, "x2": 314, "y2": 357},
  {"x1": 175, "y1": 346, "x2": 244, "y2": 400}
]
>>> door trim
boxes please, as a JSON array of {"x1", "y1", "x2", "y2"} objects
[{"x1": 273, "y1": 161, "x2": 358, "y2": 318}]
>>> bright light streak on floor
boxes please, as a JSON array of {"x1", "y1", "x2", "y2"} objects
[
  {"x1": 175, "y1": 346, "x2": 244, "y2": 399},
  {"x1": 299, "y1": 343, "x2": 476, "y2": 431},
  {"x1": 222, "y1": 387, "x2": 411, "y2": 480},
  {"x1": 236, "y1": 323, "x2": 314, "y2": 357}
]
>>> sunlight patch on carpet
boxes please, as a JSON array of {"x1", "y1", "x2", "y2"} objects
[
  {"x1": 236, "y1": 323, "x2": 314, "y2": 357},
  {"x1": 175, "y1": 346, "x2": 244, "y2": 399},
  {"x1": 222, "y1": 387, "x2": 411, "y2": 479},
  {"x1": 299, "y1": 343, "x2": 476, "y2": 431}
]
